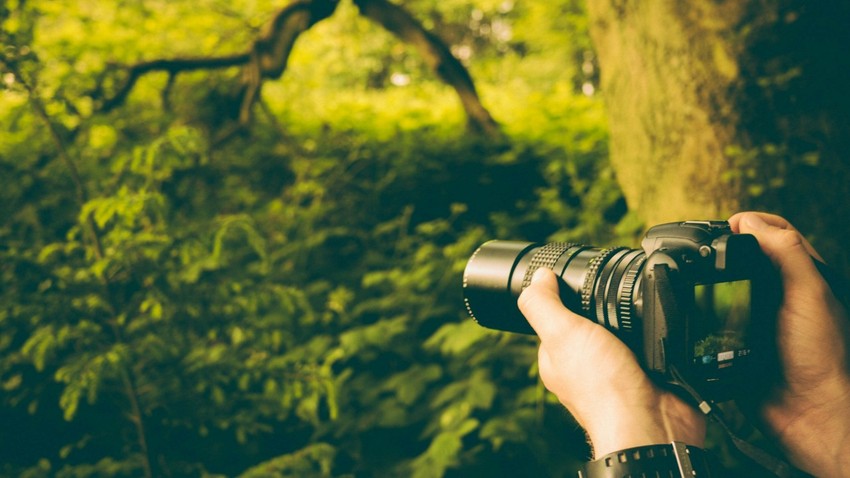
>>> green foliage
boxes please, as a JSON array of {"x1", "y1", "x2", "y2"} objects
[
  {"x1": 237, "y1": 443, "x2": 336, "y2": 478},
  {"x1": 10, "y1": 0, "x2": 849, "y2": 476},
  {"x1": 1, "y1": 1, "x2": 617, "y2": 477},
  {"x1": 3, "y1": 1, "x2": 847, "y2": 476},
  {"x1": 733, "y1": 0, "x2": 850, "y2": 274}
]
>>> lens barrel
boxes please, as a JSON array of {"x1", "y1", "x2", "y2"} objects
[{"x1": 463, "y1": 240, "x2": 646, "y2": 336}]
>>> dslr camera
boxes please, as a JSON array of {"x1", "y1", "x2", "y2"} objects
[{"x1": 463, "y1": 221, "x2": 778, "y2": 400}]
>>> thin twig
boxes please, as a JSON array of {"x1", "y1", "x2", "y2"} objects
[{"x1": 5, "y1": 59, "x2": 157, "y2": 478}]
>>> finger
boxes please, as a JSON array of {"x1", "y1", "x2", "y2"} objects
[
  {"x1": 517, "y1": 268, "x2": 594, "y2": 343},
  {"x1": 731, "y1": 212, "x2": 828, "y2": 298},
  {"x1": 728, "y1": 211, "x2": 823, "y2": 261},
  {"x1": 729, "y1": 211, "x2": 795, "y2": 231}
]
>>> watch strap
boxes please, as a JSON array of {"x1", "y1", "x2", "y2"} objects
[{"x1": 578, "y1": 441, "x2": 712, "y2": 477}]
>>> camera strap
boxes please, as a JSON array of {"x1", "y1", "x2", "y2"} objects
[
  {"x1": 653, "y1": 266, "x2": 811, "y2": 478},
  {"x1": 668, "y1": 365, "x2": 812, "y2": 478}
]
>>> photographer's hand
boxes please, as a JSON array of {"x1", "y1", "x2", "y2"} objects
[
  {"x1": 729, "y1": 212, "x2": 850, "y2": 478},
  {"x1": 517, "y1": 268, "x2": 705, "y2": 458}
]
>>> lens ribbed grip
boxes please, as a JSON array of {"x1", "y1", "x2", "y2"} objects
[
  {"x1": 580, "y1": 247, "x2": 620, "y2": 316},
  {"x1": 617, "y1": 256, "x2": 645, "y2": 331},
  {"x1": 594, "y1": 247, "x2": 629, "y2": 326},
  {"x1": 521, "y1": 242, "x2": 581, "y2": 290}
]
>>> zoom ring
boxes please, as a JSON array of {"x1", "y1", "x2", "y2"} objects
[
  {"x1": 617, "y1": 256, "x2": 645, "y2": 331},
  {"x1": 521, "y1": 242, "x2": 581, "y2": 291},
  {"x1": 580, "y1": 247, "x2": 620, "y2": 316}
]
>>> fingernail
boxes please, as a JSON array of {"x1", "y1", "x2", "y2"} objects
[{"x1": 531, "y1": 268, "x2": 550, "y2": 283}]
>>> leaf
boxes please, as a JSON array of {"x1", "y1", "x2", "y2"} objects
[
  {"x1": 424, "y1": 320, "x2": 491, "y2": 356},
  {"x1": 237, "y1": 443, "x2": 336, "y2": 478},
  {"x1": 21, "y1": 325, "x2": 57, "y2": 372},
  {"x1": 339, "y1": 315, "x2": 408, "y2": 355},
  {"x1": 54, "y1": 345, "x2": 127, "y2": 421},
  {"x1": 2, "y1": 373, "x2": 23, "y2": 391},
  {"x1": 431, "y1": 370, "x2": 496, "y2": 413},
  {"x1": 410, "y1": 419, "x2": 479, "y2": 478},
  {"x1": 382, "y1": 364, "x2": 443, "y2": 406},
  {"x1": 479, "y1": 410, "x2": 535, "y2": 450}
]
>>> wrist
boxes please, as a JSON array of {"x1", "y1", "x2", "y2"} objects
[
  {"x1": 580, "y1": 442, "x2": 715, "y2": 478},
  {"x1": 584, "y1": 392, "x2": 705, "y2": 458}
]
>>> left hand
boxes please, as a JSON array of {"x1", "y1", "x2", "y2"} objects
[{"x1": 517, "y1": 268, "x2": 705, "y2": 457}]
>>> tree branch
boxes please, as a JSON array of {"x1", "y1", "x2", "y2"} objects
[
  {"x1": 353, "y1": 0, "x2": 502, "y2": 138},
  {"x1": 99, "y1": 0, "x2": 340, "y2": 117},
  {"x1": 101, "y1": 53, "x2": 252, "y2": 112},
  {"x1": 96, "y1": 0, "x2": 501, "y2": 139}
]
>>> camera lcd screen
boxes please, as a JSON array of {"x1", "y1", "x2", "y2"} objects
[{"x1": 692, "y1": 280, "x2": 752, "y2": 374}]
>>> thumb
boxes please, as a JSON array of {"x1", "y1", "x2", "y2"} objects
[
  {"x1": 517, "y1": 268, "x2": 594, "y2": 344},
  {"x1": 731, "y1": 212, "x2": 825, "y2": 292}
]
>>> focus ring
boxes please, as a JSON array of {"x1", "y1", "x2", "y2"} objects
[
  {"x1": 594, "y1": 248, "x2": 629, "y2": 327},
  {"x1": 521, "y1": 242, "x2": 581, "y2": 291},
  {"x1": 581, "y1": 247, "x2": 619, "y2": 317},
  {"x1": 618, "y1": 255, "x2": 645, "y2": 331}
]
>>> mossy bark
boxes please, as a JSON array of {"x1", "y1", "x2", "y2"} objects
[{"x1": 587, "y1": 1, "x2": 748, "y2": 225}]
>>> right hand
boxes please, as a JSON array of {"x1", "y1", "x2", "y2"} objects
[{"x1": 729, "y1": 212, "x2": 850, "y2": 478}]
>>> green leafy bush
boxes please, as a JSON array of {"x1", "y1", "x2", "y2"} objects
[{"x1": 0, "y1": 1, "x2": 624, "y2": 476}]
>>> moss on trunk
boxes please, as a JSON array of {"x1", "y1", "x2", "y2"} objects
[{"x1": 587, "y1": 1, "x2": 748, "y2": 225}]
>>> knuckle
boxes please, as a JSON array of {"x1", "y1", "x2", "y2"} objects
[
  {"x1": 774, "y1": 228, "x2": 805, "y2": 249},
  {"x1": 517, "y1": 284, "x2": 542, "y2": 313}
]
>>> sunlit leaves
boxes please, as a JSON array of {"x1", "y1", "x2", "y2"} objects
[
  {"x1": 424, "y1": 320, "x2": 492, "y2": 357},
  {"x1": 0, "y1": 1, "x2": 616, "y2": 476},
  {"x1": 54, "y1": 344, "x2": 128, "y2": 421},
  {"x1": 237, "y1": 442, "x2": 336, "y2": 478},
  {"x1": 409, "y1": 418, "x2": 478, "y2": 478}
]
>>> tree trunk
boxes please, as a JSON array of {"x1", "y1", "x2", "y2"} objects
[
  {"x1": 586, "y1": 1, "x2": 748, "y2": 225},
  {"x1": 587, "y1": 1, "x2": 850, "y2": 274}
]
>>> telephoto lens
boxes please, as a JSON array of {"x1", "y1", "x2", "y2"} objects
[{"x1": 462, "y1": 240, "x2": 646, "y2": 337}]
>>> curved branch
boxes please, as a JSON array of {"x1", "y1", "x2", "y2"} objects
[
  {"x1": 96, "y1": 0, "x2": 501, "y2": 140},
  {"x1": 237, "y1": 0, "x2": 339, "y2": 124},
  {"x1": 353, "y1": 0, "x2": 502, "y2": 138},
  {"x1": 101, "y1": 53, "x2": 251, "y2": 112},
  {"x1": 251, "y1": 0, "x2": 338, "y2": 79},
  {"x1": 99, "y1": 0, "x2": 340, "y2": 115}
]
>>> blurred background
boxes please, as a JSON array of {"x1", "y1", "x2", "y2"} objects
[{"x1": 1, "y1": 0, "x2": 848, "y2": 476}]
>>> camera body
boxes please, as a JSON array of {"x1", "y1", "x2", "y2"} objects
[
  {"x1": 636, "y1": 221, "x2": 777, "y2": 397},
  {"x1": 463, "y1": 220, "x2": 778, "y2": 400}
]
